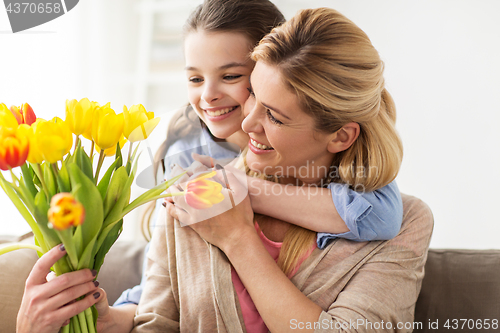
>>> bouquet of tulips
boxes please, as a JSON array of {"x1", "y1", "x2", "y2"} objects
[{"x1": 0, "y1": 99, "x2": 224, "y2": 333}]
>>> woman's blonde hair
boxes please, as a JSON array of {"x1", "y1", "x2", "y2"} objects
[
  {"x1": 252, "y1": 7, "x2": 403, "y2": 192},
  {"x1": 246, "y1": 8, "x2": 404, "y2": 274}
]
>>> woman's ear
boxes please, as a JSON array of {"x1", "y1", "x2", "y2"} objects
[{"x1": 327, "y1": 122, "x2": 360, "y2": 153}]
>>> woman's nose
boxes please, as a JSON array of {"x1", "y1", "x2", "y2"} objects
[
  {"x1": 241, "y1": 98, "x2": 263, "y2": 134},
  {"x1": 201, "y1": 82, "x2": 223, "y2": 104}
]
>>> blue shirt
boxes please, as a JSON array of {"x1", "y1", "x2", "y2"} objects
[{"x1": 113, "y1": 122, "x2": 402, "y2": 306}]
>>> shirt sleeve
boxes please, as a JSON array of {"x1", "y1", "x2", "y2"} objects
[{"x1": 317, "y1": 181, "x2": 403, "y2": 249}]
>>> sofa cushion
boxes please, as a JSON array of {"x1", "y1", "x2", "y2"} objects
[{"x1": 414, "y1": 249, "x2": 500, "y2": 332}]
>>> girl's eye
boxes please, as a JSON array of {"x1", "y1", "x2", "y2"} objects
[
  {"x1": 247, "y1": 87, "x2": 255, "y2": 97},
  {"x1": 189, "y1": 77, "x2": 203, "y2": 83},
  {"x1": 266, "y1": 110, "x2": 283, "y2": 125},
  {"x1": 224, "y1": 74, "x2": 242, "y2": 80}
]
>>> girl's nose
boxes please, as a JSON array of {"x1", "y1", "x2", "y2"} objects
[{"x1": 201, "y1": 82, "x2": 223, "y2": 104}]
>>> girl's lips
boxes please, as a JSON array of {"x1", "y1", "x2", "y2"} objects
[
  {"x1": 204, "y1": 106, "x2": 238, "y2": 122},
  {"x1": 248, "y1": 138, "x2": 275, "y2": 155}
]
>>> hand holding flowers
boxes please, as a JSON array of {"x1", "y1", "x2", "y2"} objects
[{"x1": 0, "y1": 99, "x2": 225, "y2": 333}]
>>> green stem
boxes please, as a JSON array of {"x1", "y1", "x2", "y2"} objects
[
  {"x1": 72, "y1": 316, "x2": 81, "y2": 333},
  {"x1": 127, "y1": 142, "x2": 133, "y2": 165},
  {"x1": 8, "y1": 167, "x2": 19, "y2": 184},
  {"x1": 121, "y1": 192, "x2": 185, "y2": 218},
  {"x1": 74, "y1": 136, "x2": 81, "y2": 152},
  {"x1": 51, "y1": 163, "x2": 59, "y2": 179},
  {"x1": 35, "y1": 164, "x2": 50, "y2": 201},
  {"x1": 90, "y1": 141, "x2": 95, "y2": 164},
  {"x1": 85, "y1": 307, "x2": 96, "y2": 333},
  {"x1": 77, "y1": 311, "x2": 89, "y2": 333},
  {"x1": 61, "y1": 322, "x2": 70, "y2": 333},
  {"x1": 0, "y1": 243, "x2": 42, "y2": 256},
  {"x1": 94, "y1": 150, "x2": 105, "y2": 183}
]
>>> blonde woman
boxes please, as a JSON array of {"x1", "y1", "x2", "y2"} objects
[{"x1": 135, "y1": 7, "x2": 433, "y2": 333}]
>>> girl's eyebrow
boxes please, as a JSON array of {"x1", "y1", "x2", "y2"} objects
[{"x1": 185, "y1": 62, "x2": 247, "y2": 71}]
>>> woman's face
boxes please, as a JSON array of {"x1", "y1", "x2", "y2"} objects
[
  {"x1": 242, "y1": 62, "x2": 335, "y2": 185},
  {"x1": 184, "y1": 30, "x2": 254, "y2": 140}
]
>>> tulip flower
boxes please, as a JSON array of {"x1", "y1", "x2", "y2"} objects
[
  {"x1": 25, "y1": 119, "x2": 46, "y2": 164},
  {"x1": 48, "y1": 193, "x2": 85, "y2": 230},
  {"x1": 185, "y1": 171, "x2": 225, "y2": 209},
  {"x1": 123, "y1": 104, "x2": 160, "y2": 142},
  {"x1": 35, "y1": 117, "x2": 73, "y2": 163},
  {"x1": 0, "y1": 104, "x2": 19, "y2": 136},
  {"x1": 0, "y1": 124, "x2": 30, "y2": 170},
  {"x1": 65, "y1": 98, "x2": 95, "y2": 136},
  {"x1": 96, "y1": 135, "x2": 127, "y2": 157},
  {"x1": 10, "y1": 103, "x2": 36, "y2": 125},
  {"x1": 92, "y1": 103, "x2": 124, "y2": 150}
]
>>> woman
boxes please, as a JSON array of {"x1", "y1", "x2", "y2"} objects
[{"x1": 133, "y1": 7, "x2": 433, "y2": 333}]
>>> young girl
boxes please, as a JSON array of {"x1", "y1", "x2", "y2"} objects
[{"x1": 16, "y1": 1, "x2": 403, "y2": 332}]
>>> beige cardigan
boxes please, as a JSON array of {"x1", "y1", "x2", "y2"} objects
[{"x1": 132, "y1": 194, "x2": 433, "y2": 333}]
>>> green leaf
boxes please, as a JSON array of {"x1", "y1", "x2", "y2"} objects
[
  {"x1": 74, "y1": 145, "x2": 94, "y2": 184},
  {"x1": 93, "y1": 219, "x2": 122, "y2": 274},
  {"x1": 56, "y1": 162, "x2": 71, "y2": 193},
  {"x1": 102, "y1": 166, "x2": 128, "y2": 219},
  {"x1": 67, "y1": 164, "x2": 103, "y2": 269},
  {"x1": 21, "y1": 164, "x2": 37, "y2": 198},
  {"x1": 97, "y1": 157, "x2": 122, "y2": 201},
  {"x1": 42, "y1": 162, "x2": 57, "y2": 199}
]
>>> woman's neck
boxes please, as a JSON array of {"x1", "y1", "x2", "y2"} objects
[{"x1": 256, "y1": 215, "x2": 290, "y2": 243}]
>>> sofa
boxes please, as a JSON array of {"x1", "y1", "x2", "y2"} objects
[{"x1": 1, "y1": 235, "x2": 499, "y2": 333}]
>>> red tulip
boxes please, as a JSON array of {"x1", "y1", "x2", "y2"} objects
[{"x1": 10, "y1": 103, "x2": 36, "y2": 125}]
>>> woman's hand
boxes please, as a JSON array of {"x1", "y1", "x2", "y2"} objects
[
  {"x1": 16, "y1": 244, "x2": 102, "y2": 333},
  {"x1": 167, "y1": 166, "x2": 255, "y2": 253}
]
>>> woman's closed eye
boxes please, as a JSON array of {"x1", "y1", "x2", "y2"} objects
[{"x1": 266, "y1": 110, "x2": 283, "y2": 125}]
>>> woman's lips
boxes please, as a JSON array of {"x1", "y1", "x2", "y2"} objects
[
  {"x1": 204, "y1": 106, "x2": 238, "y2": 121},
  {"x1": 248, "y1": 137, "x2": 274, "y2": 154}
]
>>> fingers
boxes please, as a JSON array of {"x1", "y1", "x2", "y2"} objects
[
  {"x1": 192, "y1": 152, "x2": 216, "y2": 168},
  {"x1": 53, "y1": 288, "x2": 103, "y2": 323},
  {"x1": 27, "y1": 244, "x2": 67, "y2": 287},
  {"x1": 42, "y1": 268, "x2": 97, "y2": 300},
  {"x1": 45, "y1": 278, "x2": 100, "y2": 312}
]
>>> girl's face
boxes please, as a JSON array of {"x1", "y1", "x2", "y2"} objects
[
  {"x1": 242, "y1": 61, "x2": 335, "y2": 185},
  {"x1": 184, "y1": 31, "x2": 254, "y2": 140}
]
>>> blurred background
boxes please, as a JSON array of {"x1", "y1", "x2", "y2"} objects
[{"x1": 1, "y1": 0, "x2": 499, "y2": 249}]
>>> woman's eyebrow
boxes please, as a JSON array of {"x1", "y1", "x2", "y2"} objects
[
  {"x1": 262, "y1": 102, "x2": 291, "y2": 120},
  {"x1": 185, "y1": 62, "x2": 247, "y2": 71}
]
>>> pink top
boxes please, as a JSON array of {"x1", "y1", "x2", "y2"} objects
[{"x1": 231, "y1": 223, "x2": 317, "y2": 333}]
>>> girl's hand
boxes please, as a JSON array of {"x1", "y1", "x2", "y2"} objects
[
  {"x1": 16, "y1": 245, "x2": 102, "y2": 333},
  {"x1": 169, "y1": 167, "x2": 255, "y2": 253}
]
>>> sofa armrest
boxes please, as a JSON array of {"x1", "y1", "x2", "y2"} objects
[{"x1": 415, "y1": 249, "x2": 500, "y2": 331}]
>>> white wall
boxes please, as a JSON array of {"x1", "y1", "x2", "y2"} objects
[{"x1": 1, "y1": 0, "x2": 499, "y2": 249}]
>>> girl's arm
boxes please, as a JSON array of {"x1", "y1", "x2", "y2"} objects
[{"x1": 248, "y1": 176, "x2": 403, "y2": 243}]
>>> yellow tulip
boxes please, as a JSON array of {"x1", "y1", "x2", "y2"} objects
[
  {"x1": 185, "y1": 171, "x2": 225, "y2": 209},
  {"x1": 92, "y1": 103, "x2": 124, "y2": 150},
  {"x1": 123, "y1": 104, "x2": 160, "y2": 142},
  {"x1": 0, "y1": 104, "x2": 19, "y2": 137},
  {"x1": 35, "y1": 117, "x2": 73, "y2": 163},
  {"x1": 25, "y1": 119, "x2": 46, "y2": 164},
  {"x1": 65, "y1": 98, "x2": 95, "y2": 136},
  {"x1": 95, "y1": 135, "x2": 127, "y2": 157},
  {"x1": 48, "y1": 193, "x2": 85, "y2": 230}
]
